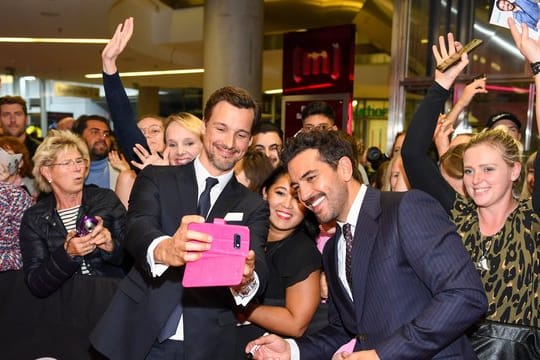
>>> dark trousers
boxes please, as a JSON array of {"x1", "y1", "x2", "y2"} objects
[{"x1": 145, "y1": 339, "x2": 184, "y2": 360}]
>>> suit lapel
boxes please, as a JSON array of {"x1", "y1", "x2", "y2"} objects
[
  {"x1": 174, "y1": 163, "x2": 199, "y2": 216},
  {"x1": 351, "y1": 188, "x2": 381, "y2": 314},
  {"x1": 207, "y1": 175, "x2": 243, "y2": 221}
]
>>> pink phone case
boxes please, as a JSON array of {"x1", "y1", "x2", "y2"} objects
[{"x1": 182, "y1": 218, "x2": 250, "y2": 287}]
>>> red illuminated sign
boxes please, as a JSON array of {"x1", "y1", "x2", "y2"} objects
[{"x1": 283, "y1": 24, "x2": 355, "y2": 95}]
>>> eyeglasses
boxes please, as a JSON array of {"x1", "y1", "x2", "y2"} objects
[
  {"x1": 139, "y1": 125, "x2": 163, "y2": 138},
  {"x1": 49, "y1": 158, "x2": 88, "y2": 169}
]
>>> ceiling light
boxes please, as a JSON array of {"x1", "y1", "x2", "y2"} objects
[
  {"x1": 264, "y1": 88, "x2": 283, "y2": 94},
  {"x1": 0, "y1": 37, "x2": 108, "y2": 44},
  {"x1": 85, "y1": 69, "x2": 205, "y2": 79}
]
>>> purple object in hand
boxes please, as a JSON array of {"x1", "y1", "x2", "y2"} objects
[{"x1": 77, "y1": 215, "x2": 98, "y2": 236}]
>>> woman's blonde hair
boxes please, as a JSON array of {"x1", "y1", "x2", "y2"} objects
[
  {"x1": 32, "y1": 130, "x2": 90, "y2": 193},
  {"x1": 165, "y1": 112, "x2": 203, "y2": 139},
  {"x1": 465, "y1": 128, "x2": 523, "y2": 199}
]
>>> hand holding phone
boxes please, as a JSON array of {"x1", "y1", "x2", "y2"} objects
[
  {"x1": 183, "y1": 218, "x2": 250, "y2": 287},
  {"x1": 436, "y1": 39, "x2": 483, "y2": 72}
]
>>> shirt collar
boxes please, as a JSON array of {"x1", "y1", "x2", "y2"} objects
[
  {"x1": 336, "y1": 184, "x2": 367, "y2": 232},
  {"x1": 193, "y1": 156, "x2": 234, "y2": 194}
]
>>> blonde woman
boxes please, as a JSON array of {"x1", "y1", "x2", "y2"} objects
[
  {"x1": 19, "y1": 130, "x2": 127, "y2": 298},
  {"x1": 116, "y1": 113, "x2": 203, "y2": 208}
]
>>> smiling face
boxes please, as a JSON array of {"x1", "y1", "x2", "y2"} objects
[
  {"x1": 166, "y1": 121, "x2": 203, "y2": 165},
  {"x1": 463, "y1": 143, "x2": 520, "y2": 209},
  {"x1": 263, "y1": 173, "x2": 306, "y2": 241},
  {"x1": 40, "y1": 147, "x2": 88, "y2": 196},
  {"x1": 199, "y1": 101, "x2": 253, "y2": 175},
  {"x1": 288, "y1": 148, "x2": 351, "y2": 223},
  {"x1": 138, "y1": 117, "x2": 165, "y2": 153}
]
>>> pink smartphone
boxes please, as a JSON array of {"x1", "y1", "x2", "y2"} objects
[{"x1": 182, "y1": 218, "x2": 250, "y2": 287}]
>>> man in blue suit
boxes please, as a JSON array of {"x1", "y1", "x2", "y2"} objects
[{"x1": 246, "y1": 130, "x2": 487, "y2": 359}]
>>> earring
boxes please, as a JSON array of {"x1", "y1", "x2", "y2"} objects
[{"x1": 48, "y1": 178, "x2": 53, "y2": 183}]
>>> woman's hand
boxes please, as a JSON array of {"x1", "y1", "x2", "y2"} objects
[
  {"x1": 108, "y1": 150, "x2": 131, "y2": 172},
  {"x1": 433, "y1": 115, "x2": 454, "y2": 156},
  {"x1": 508, "y1": 18, "x2": 540, "y2": 64},
  {"x1": 88, "y1": 216, "x2": 115, "y2": 253},
  {"x1": 64, "y1": 230, "x2": 97, "y2": 257},
  {"x1": 433, "y1": 33, "x2": 469, "y2": 90},
  {"x1": 102, "y1": 17, "x2": 134, "y2": 74},
  {"x1": 131, "y1": 143, "x2": 169, "y2": 170}
]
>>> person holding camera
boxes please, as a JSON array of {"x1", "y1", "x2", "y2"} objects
[{"x1": 19, "y1": 130, "x2": 127, "y2": 298}]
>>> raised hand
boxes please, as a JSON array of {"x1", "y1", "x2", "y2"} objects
[
  {"x1": 432, "y1": 33, "x2": 469, "y2": 90},
  {"x1": 102, "y1": 17, "x2": 134, "y2": 74},
  {"x1": 508, "y1": 18, "x2": 540, "y2": 63},
  {"x1": 433, "y1": 114, "x2": 454, "y2": 156},
  {"x1": 108, "y1": 150, "x2": 131, "y2": 172},
  {"x1": 131, "y1": 143, "x2": 169, "y2": 170}
]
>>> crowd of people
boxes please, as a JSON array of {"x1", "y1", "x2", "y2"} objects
[{"x1": 1, "y1": 15, "x2": 540, "y2": 360}]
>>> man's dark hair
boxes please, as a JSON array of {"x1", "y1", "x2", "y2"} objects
[
  {"x1": 203, "y1": 86, "x2": 261, "y2": 133},
  {"x1": 300, "y1": 101, "x2": 336, "y2": 124},
  {"x1": 0, "y1": 95, "x2": 27, "y2": 116},
  {"x1": 73, "y1": 114, "x2": 111, "y2": 135},
  {"x1": 281, "y1": 130, "x2": 361, "y2": 181},
  {"x1": 253, "y1": 121, "x2": 284, "y2": 141}
]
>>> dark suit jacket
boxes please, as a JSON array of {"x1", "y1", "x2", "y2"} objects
[
  {"x1": 90, "y1": 162, "x2": 269, "y2": 360},
  {"x1": 297, "y1": 188, "x2": 487, "y2": 360}
]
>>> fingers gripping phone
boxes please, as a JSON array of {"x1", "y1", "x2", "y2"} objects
[
  {"x1": 182, "y1": 218, "x2": 250, "y2": 287},
  {"x1": 436, "y1": 38, "x2": 483, "y2": 72}
]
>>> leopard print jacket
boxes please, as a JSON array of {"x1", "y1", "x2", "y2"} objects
[{"x1": 451, "y1": 195, "x2": 540, "y2": 328}]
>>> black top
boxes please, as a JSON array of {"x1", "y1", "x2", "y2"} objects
[
  {"x1": 264, "y1": 228, "x2": 322, "y2": 303},
  {"x1": 19, "y1": 185, "x2": 128, "y2": 298}
]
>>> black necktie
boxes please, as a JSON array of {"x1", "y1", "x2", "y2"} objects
[
  {"x1": 158, "y1": 177, "x2": 218, "y2": 342},
  {"x1": 198, "y1": 177, "x2": 218, "y2": 218},
  {"x1": 343, "y1": 223, "x2": 354, "y2": 289}
]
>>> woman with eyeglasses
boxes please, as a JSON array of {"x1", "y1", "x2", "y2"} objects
[{"x1": 19, "y1": 130, "x2": 128, "y2": 298}]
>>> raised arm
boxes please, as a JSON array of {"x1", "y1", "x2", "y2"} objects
[
  {"x1": 101, "y1": 17, "x2": 147, "y2": 164},
  {"x1": 402, "y1": 33, "x2": 468, "y2": 212},
  {"x1": 509, "y1": 18, "x2": 540, "y2": 213}
]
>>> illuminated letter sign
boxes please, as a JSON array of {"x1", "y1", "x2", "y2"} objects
[{"x1": 283, "y1": 24, "x2": 355, "y2": 95}]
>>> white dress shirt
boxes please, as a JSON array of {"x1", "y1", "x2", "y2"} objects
[
  {"x1": 145, "y1": 156, "x2": 257, "y2": 340},
  {"x1": 288, "y1": 184, "x2": 367, "y2": 359}
]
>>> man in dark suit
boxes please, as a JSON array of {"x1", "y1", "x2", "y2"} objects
[
  {"x1": 90, "y1": 86, "x2": 269, "y2": 360},
  {"x1": 246, "y1": 130, "x2": 487, "y2": 360}
]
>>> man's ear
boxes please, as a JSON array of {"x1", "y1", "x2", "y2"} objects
[
  {"x1": 337, "y1": 156, "x2": 353, "y2": 181},
  {"x1": 201, "y1": 121, "x2": 207, "y2": 137}
]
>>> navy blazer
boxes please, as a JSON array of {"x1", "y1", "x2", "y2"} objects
[
  {"x1": 297, "y1": 188, "x2": 487, "y2": 359},
  {"x1": 90, "y1": 162, "x2": 269, "y2": 360}
]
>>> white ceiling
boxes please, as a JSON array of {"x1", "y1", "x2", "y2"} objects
[{"x1": 0, "y1": 0, "x2": 393, "y2": 91}]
